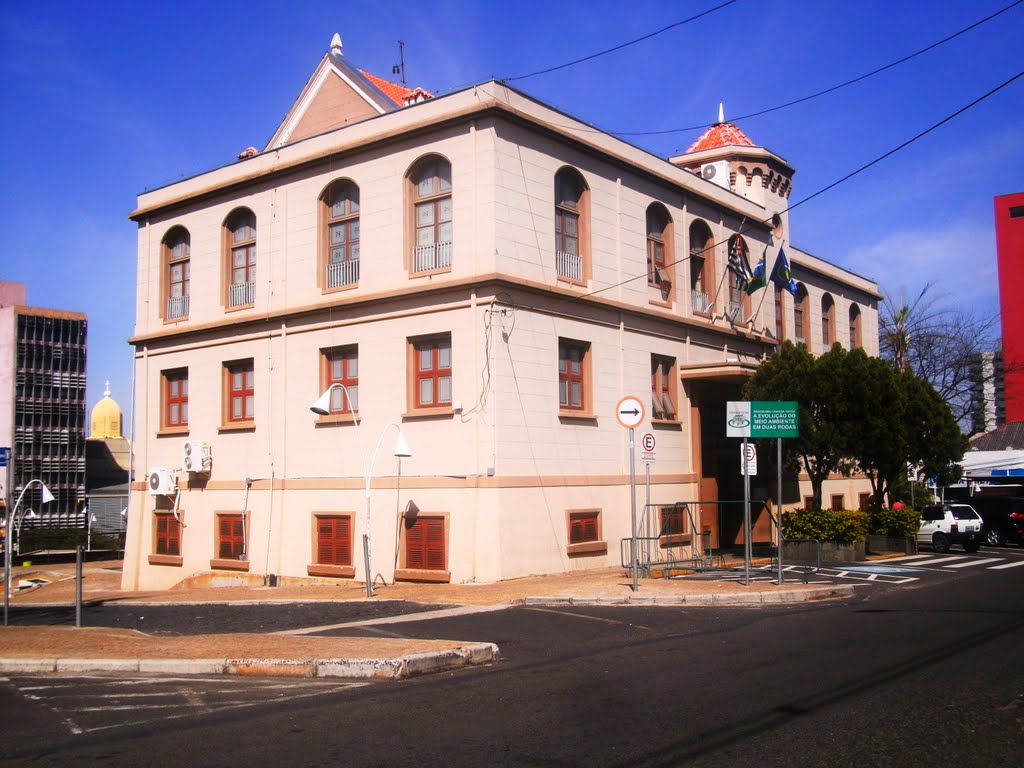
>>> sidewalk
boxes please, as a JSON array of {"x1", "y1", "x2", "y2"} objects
[{"x1": 0, "y1": 560, "x2": 853, "y2": 679}]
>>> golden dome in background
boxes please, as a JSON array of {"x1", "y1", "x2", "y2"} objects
[{"x1": 89, "y1": 381, "x2": 123, "y2": 439}]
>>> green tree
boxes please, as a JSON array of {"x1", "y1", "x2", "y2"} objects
[{"x1": 743, "y1": 342, "x2": 851, "y2": 511}]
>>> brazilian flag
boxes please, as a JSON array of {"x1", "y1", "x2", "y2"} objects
[{"x1": 745, "y1": 246, "x2": 768, "y2": 295}]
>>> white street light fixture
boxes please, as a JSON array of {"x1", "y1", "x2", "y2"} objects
[
  {"x1": 4, "y1": 479, "x2": 56, "y2": 626},
  {"x1": 310, "y1": 390, "x2": 410, "y2": 598}
]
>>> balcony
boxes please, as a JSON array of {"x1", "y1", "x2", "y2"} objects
[
  {"x1": 228, "y1": 281, "x2": 255, "y2": 308},
  {"x1": 413, "y1": 242, "x2": 452, "y2": 273},
  {"x1": 691, "y1": 289, "x2": 712, "y2": 314},
  {"x1": 727, "y1": 301, "x2": 744, "y2": 322},
  {"x1": 166, "y1": 295, "x2": 189, "y2": 319},
  {"x1": 556, "y1": 250, "x2": 583, "y2": 282},
  {"x1": 326, "y1": 259, "x2": 360, "y2": 289}
]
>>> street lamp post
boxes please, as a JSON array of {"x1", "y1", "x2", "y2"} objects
[
  {"x1": 310, "y1": 385, "x2": 410, "y2": 598},
  {"x1": 14, "y1": 509, "x2": 37, "y2": 556},
  {"x1": 4, "y1": 479, "x2": 55, "y2": 626}
]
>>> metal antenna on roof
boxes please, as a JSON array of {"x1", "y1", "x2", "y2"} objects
[
  {"x1": 392, "y1": 40, "x2": 406, "y2": 84},
  {"x1": 718, "y1": 102, "x2": 725, "y2": 124}
]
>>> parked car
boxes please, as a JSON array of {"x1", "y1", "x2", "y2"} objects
[
  {"x1": 918, "y1": 504, "x2": 984, "y2": 553},
  {"x1": 960, "y1": 496, "x2": 1024, "y2": 546}
]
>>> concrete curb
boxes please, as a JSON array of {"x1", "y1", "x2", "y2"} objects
[
  {"x1": 0, "y1": 642, "x2": 501, "y2": 680},
  {"x1": 521, "y1": 585, "x2": 855, "y2": 606}
]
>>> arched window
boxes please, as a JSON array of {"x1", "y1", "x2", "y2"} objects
[
  {"x1": 554, "y1": 167, "x2": 589, "y2": 283},
  {"x1": 726, "y1": 235, "x2": 751, "y2": 322},
  {"x1": 646, "y1": 204, "x2": 673, "y2": 298},
  {"x1": 794, "y1": 284, "x2": 809, "y2": 344},
  {"x1": 849, "y1": 304, "x2": 862, "y2": 349},
  {"x1": 224, "y1": 208, "x2": 256, "y2": 308},
  {"x1": 321, "y1": 179, "x2": 360, "y2": 290},
  {"x1": 163, "y1": 227, "x2": 190, "y2": 320},
  {"x1": 821, "y1": 293, "x2": 835, "y2": 348},
  {"x1": 408, "y1": 155, "x2": 452, "y2": 274},
  {"x1": 688, "y1": 220, "x2": 715, "y2": 314}
]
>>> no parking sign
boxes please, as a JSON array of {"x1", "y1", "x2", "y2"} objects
[{"x1": 640, "y1": 433, "x2": 656, "y2": 464}]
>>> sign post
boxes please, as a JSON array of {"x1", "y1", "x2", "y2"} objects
[
  {"x1": 726, "y1": 402, "x2": 799, "y2": 586},
  {"x1": 616, "y1": 397, "x2": 645, "y2": 593}
]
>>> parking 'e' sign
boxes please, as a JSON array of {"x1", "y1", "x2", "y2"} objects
[{"x1": 726, "y1": 401, "x2": 799, "y2": 438}]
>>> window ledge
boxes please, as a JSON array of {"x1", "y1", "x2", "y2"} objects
[
  {"x1": 556, "y1": 276, "x2": 588, "y2": 288},
  {"x1": 219, "y1": 421, "x2": 255, "y2": 433},
  {"x1": 210, "y1": 558, "x2": 250, "y2": 571},
  {"x1": 162, "y1": 317, "x2": 189, "y2": 325},
  {"x1": 567, "y1": 541, "x2": 608, "y2": 557},
  {"x1": 559, "y1": 410, "x2": 597, "y2": 422},
  {"x1": 315, "y1": 413, "x2": 359, "y2": 426},
  {"x1": 156, "y1": 427, "x2": 190, "y2": 437},
  {"x1": 651, "y1": 418, "x2": 682, "y2": 428},
  {"x1": 659, "y1": 534, "x2": 692, "y2": 548},
  {"x1": 649, "y1": 297, "x2": 673, "y2": 309},
  {"x1": 307, "y1": 564, "x2": 355, "y2": 578},
  {"x1": 148, "y1": 554, "x2": 183, "y2": 567},
  {"x1": 402, "y1": 407, "x2": 455, "y2": 421},
  {"x1": 409, "y1": 267, "x2": 452, "y2": 279},
  {"x1": 322, "y1": 283, "x2": 358, "y2": 295},
  {"x1": 394, "y1": 568, "x2": 451, "y2": 583},
  {"x1": 224, "y1": 303, "x2": 255, "y2": 313}
]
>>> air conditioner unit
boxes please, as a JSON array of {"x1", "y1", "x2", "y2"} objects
[
  {"x1": 700, "y1": 161, "x2": 731, "y2": 189},
  {"x1": 182, "y1": 441, "x2": 212, "y2": 473},
  {"x1": 147, "y1": 467, "x2": 177, "y2": 496}
]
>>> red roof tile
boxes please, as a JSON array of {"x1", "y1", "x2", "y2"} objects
[
  {"x1": 358, "y1": 69, "x2": 433, "y2": 107},
  {"x1": 685, "y1": 121, "x2": 755, "y2": 154}
]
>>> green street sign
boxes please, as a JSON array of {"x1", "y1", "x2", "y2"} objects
[{"x1": 726, "y1": 401, "x2": 799, "y2": 438}]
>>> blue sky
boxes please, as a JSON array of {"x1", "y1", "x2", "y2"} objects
[{"x1": 1, "y1": 0, "x2": 1021, "y2": 413}]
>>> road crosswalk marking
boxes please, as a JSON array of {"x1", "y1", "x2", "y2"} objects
[
  {"x1": 988, "y1": 559, "x2": 1024, "y2": 570},
  {"x1": 914, "y1": 555, "x2": 972, "y2": 566},
  {"x1": 943, "y1": 557, "x2": 1006, "y2": 569}
]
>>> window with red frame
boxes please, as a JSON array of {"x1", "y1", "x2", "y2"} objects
[
  {"x1": 774, "y1": 285, "x2": 785, "y2": 340},
  {"x1": 154, "y1": 512, "x2": 181, "y2": 556},
  {"x1": 858, "y1": 492, "x2": 871, "y2": 510},
  {"x1": 404, "y1": 516, "x2": 445, "y2": 570},
  {"x1": 413, "y1": 336, "x2": 452, "y2": 408},
  {"x1": 225, "y1": 361, "x2": 254, "y2": 422},
  {"x1": 646, "y1": 205, "x2": 671, "y2": 287},
  {"x1": 324, "y1": 347, "x2": 358, "y2": 414},
  {"x1": 659, "y1": 505, "x2": 688, "y2": 537},
  {"x1": 217, "y1": 513, "x2": 245, "y2": 560},
  {"x1": 831, "y1": 494, "x2": 845, "y2": 510},
  {"x1": 316, "y1": 515, "x2": 352, "y2": 566},
  {"x1": 568, "y1": 510, "x2": 600, "y2": 544},
  {"x1": 559, "y1": 338, "x2": 588, "y2": 411},
  {"x1": 163, "y1": 370, "x2": 188, "y2": 428}
]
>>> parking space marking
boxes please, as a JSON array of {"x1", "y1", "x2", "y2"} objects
[
  {"x1": 913, "y1": 555, "x2": 971, "y2": 566},
  {"x1": 988, "y1": 559, "x2": 1024, "y2": 570},
  {"x1": 875, "y1": 554, "x2": 934, "y2": 563},
  {"x1": 943, "y1": 557, "x2": 1005, "y2": 569}
]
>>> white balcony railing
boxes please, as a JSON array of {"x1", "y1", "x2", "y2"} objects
[
  {"x1": 228, "y1": 281, "x2": 255, "y2": 307},
  {"x1": 166, "y1": 295, "x2": 189, "y2": 319},
  {"x1": 556, "y1": 250, "x2": 583, "y2": 281},
  {"x1": 413, "y1": 241, "x2": 452, "y2": 273},
  {"x1": 727, "y1": 301, "x2": 744, "y2": 322},
  {"x1": 326, "y1": 259, "x2": 359, "y2": 288},
  {"x1": 691, "y1": 289, "x2": 712, "y2": 314}
]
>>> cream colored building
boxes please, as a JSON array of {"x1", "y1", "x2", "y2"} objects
[{"x1": 122, "y1": 36, "x2": 881, "y2": 591}]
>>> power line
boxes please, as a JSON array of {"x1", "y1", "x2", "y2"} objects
[
  {"x1": 573, "y1": 68, "x2": 1024, "y2": 303},
  {"x1": 503, "y1": 0, "x2": 739, "y2": 83},
  {"x1": 612, "y1": 0, "x2": 1023, "y2": 138}
]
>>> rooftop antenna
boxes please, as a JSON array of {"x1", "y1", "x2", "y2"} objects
[
  {"x1": 392, "y1": 40, "x2": 406, "y2": 84},
  {"x1": 717, "y1": 102, "x2": 725, "y2": 124}
]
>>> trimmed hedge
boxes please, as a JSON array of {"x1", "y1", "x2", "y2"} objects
[
  {"x1": 781, "y1": 508, "x2": 870, "y2": 543},
  {"x1": 868, "y1": 506, "x2": 921, "y2": 538}
]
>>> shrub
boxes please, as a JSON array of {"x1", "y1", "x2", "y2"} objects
[
  {"x1": 781, "y1": 508, "x2": 870, "y2": 543},
  {"x1": 868, "y1": 506, "x2": 921, "y2": 537}
]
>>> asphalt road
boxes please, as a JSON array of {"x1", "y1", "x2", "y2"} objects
[{"x1": 1, "y1": 557, "x2": 1022, "y2": 767}]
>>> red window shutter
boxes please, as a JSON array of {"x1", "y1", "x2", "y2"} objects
[
  {"x1": 405, "y1": 517, "x2": 445, "y2": 570},
  {"x1": 569, "y1": 513, "x2": 599, "y2": 544}
]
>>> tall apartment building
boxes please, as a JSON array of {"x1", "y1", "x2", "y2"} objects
[
  {"x1": 122, "y1": 36, "x2": 880, "y2": 591},
  {"x1": 0, "y1": 282, "x2": 88, "y2": 526}
]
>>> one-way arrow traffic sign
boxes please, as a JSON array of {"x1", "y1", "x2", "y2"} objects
[{"x1": 615, "y1": 396, "x2": 645, "y2": 429}]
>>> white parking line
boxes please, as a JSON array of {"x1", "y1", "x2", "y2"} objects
[
  {"x1": 988, "y1": 559, "x2": 1024, "y2": 570},
  {"x1": 915, "y1": 555, "x2": 972, "y2": 566},
  {"x1": 943, "y1": 557, "x2": 1005, "y2": 569},
  {"x1": 877, "y1": 554, "x2": 934, "y2": 562}
]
